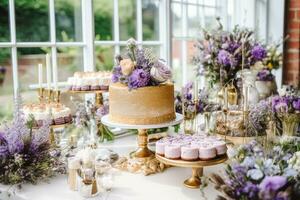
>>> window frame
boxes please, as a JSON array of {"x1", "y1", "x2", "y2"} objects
[{"x1": 0, "y1": 0, "x2": 170, "y2": 97}]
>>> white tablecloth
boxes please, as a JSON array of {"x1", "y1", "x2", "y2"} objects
[{"x1": 0, "y1": 135, "x2": 226, "y2": 200}]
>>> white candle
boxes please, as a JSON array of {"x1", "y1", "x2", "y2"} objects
[
  {"x1": 52, "y1": 57, "x2": 58, "y2": 90},
  {"x1": 38, "y1": 63, "x2": 43, "y2": 88},
  {"x1": 46, "y1": 54, "x2": 52, "y2": 89}
]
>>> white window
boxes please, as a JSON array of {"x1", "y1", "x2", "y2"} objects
[
  {"x1": 170, "y1": 0, "x2": 232, "y2": 88},
  {"x1": 0, "y1": 0, "x2": 285, "y2": 121}
]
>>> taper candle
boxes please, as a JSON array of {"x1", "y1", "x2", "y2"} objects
[
  {"x1": 46, "y1": 54, "x2": 51, "y2": 89},
  {"x1": 38, "y1": 63, "x2": 43, "y2": 88}
]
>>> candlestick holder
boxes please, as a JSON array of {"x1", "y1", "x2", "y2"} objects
[
  {"x1": 43, "y1": 89, "x2": 53, "y2": 103},
  {"x1": 38, "y1": 87, "x2": 45, "y2": 103},
  {"x1": 53, "y1": 90, "x2": 61, "y2": 103}
]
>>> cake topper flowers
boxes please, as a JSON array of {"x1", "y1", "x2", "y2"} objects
[{"x1": 111, "y1": 38, "x2": 172, "y2": 89}]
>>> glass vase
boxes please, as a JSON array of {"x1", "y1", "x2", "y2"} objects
[
  {"x1": 279, "y1": 113, "x2": 300, "y2": 137},
  {"x1": 184, "y1": 114, "x2": 195, "y2": 134},
  {"x1": 204, "y1": 112, "x2": 211, "y2": 133}
]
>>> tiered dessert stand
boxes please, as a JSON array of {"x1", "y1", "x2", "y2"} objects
[
  {"x1": 36, "y1": 88, "x2": 72, "y2": 146},
  {"x1": 156, "y1": 154, "x2": 228, "y2": 189},
  {"x1": 102, "y1": 113, "x2": 184, "y2": 158}
]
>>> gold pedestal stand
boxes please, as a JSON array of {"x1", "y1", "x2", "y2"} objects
[
  {"x1": 102, "y1": 114, "x2": 184, "y2": 175},
  {"x1": 156, "y1": 154, "x2": 228, "y2": 189},
  {"x1": 35, "y1": 88, "x2": 70, "y2": 145},
  {"x1": 131, "y1": 129, "x2": 154, "y2": 158}
]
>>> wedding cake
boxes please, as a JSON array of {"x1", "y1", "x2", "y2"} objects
[{"x1": 108, "y1": 38, "x2": 175, "y2": 125}]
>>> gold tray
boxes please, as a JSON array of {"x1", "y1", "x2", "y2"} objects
[{"x1": 156, "y1": 154, "x2": 228, "y2": 189}]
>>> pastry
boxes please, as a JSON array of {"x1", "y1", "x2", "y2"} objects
[
  {"x1": 213, "y1": 141, "x2": 227, "y2": 155},
  {"x1": 164, "y1": 145, "x2": 181, "y2": 159},
  {"x1": 181, "y1": 146, "x2": 199, "y2": 161},
  {"x1": 199, "y1": 145, "x2": 217, "y2": 160},
  {"x1": 67, "y1": 71, "x2": 111, "y2": 91}
]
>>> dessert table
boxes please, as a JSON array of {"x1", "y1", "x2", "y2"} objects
[{"x1": 0, "y1": 134, "x2": 226, "y2": 200}]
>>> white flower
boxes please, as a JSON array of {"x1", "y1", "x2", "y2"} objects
[
  {"x1": 247, "y1": 169, "x2": 264, "y2": 180},
  {"x1": 120, "y1": 59, "x2": 135, "y2": 76},
  {"x1": 288, "y1": 151, "x2": 300, "y2": 172},
  {"x1": 127, "y1": 38, "x2": 137, "y2": 48}
]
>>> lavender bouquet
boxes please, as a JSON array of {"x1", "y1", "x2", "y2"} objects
[
  {"x1": 112, "y1": 38, "x2": 172, "y2": 89},
  {"x1": 246, "y1": 98, "x2": 272, "y2": 136},
  {"x1": 209, "y1": 139, "x2": 300, "y2": 200},
  {"x1": 75, "y1": 100, "x2": 114, "y2": 142},
  {"x1": 193, "y1": 18, "x2": 267, "y2": 87},
  {"x1": 0, "y1": 96, "x2": 64, "y2": 185},
  {"x1": 175, "y1": 82, "x2": 220, "y2": 118},
  {"x1": 271, "y1": 93, "x2": 300, "y2": 136}
]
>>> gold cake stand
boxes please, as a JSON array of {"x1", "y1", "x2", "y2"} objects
[
  {"x1": 102, "y1": 113, "x2": 183, "y2": 175},
  {"x1": 156, "y1": 154, "x2": 228, "y2": 189},
  {"x1": 66, "y1": 90, "x2": 108, "y2": 106}
]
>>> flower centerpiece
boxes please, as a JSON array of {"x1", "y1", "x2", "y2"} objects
[
  {"x1": 112, "y1": 38, "x2": 172, "y2": 89},
  {"x1": 255, "y1": 69, "x2": 276, "y2": 99},
  {"x1": 175, "y1": 82, "x2": 220, "y2": 118},
  {"x1": 175, "y1": 82, "x2": 220, "y2": 133},
  {"x1": 255, "y1": 41, "x2": 283, "y2": 99},
  {"x1": 0, "y1": 95, "x2": 65, "y2": 185},
  {"x1": 209, "y1": 138, "x2": 300, "y2": 200},
  {"x1": 75, "y1": 100, "x2": 114, "y2": 143},
  {"x1": 271, "y1": 92, "x2": 300, "y2": 137},
  {"x1": 193, "y1": 18, "x2": 267, "y2": 88}
]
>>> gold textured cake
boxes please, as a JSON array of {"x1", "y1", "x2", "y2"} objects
[{"x1": 109, "y1": 82, "x2": 175, "y2": 125}]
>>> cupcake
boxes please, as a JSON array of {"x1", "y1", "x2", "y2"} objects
[
  {"x1": 165, "y1": 145, "x2": 181, "y2": 159},
  {"x1": 213, "y1": 141, "x2": 227, "y2": 155},
  {"x1": 199, "y1": 145, "x2": 217, "y2": 160},
  {"x1": 181, "y1": 145, "x2": 199, "y2": 161}
]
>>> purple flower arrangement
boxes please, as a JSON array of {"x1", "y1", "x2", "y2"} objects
[
  {"x1": 246, "y1": 98, "x2": 272, "y2": 136},
  {"x1": 272, "y1": 95, "x2": 300, "y2": 114},
  {"x1": 193, "y1": 19, "x2": 268, "y2": 87},
  {"x1": 111, "y1": 38, "x2": 172, "y2": 89},
  {"x1": 0, "y1": 95, "x2": 64, "y2": 185},
  {"x1": 175, "y1": 82, "x2": 220, "y2": 117},
  {"x1": 210, "y1": 139, "x2": 300, "y2": 200},
  {"x1": 74, "y1": 100, "x2": 114, "y2": 142}
]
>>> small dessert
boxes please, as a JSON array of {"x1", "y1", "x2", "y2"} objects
[
  {"x1": 165, "y1": 145, "x2": 181, "y2": 159},
  {"x1": 214, "y1": 141, "x2": 227, "y2": 155},
  {"x1": 181, "y1": 146, "x2": 199, "y2": 161},
  {"x1": 67, "y1": 71, "x2": 111, "y2": 91},
  {"x1": 155, "y1": 134, "x2": 227, "y2": 161},
  {"x1": 23, "y1": 103, "x2": 72, "y2": 126},
  {"x1": 155, "y1": 140, "x2": 168, "y2": 156},
  {"x1": 199, "y1": 145, "x2": 217, "y2": 160}
]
